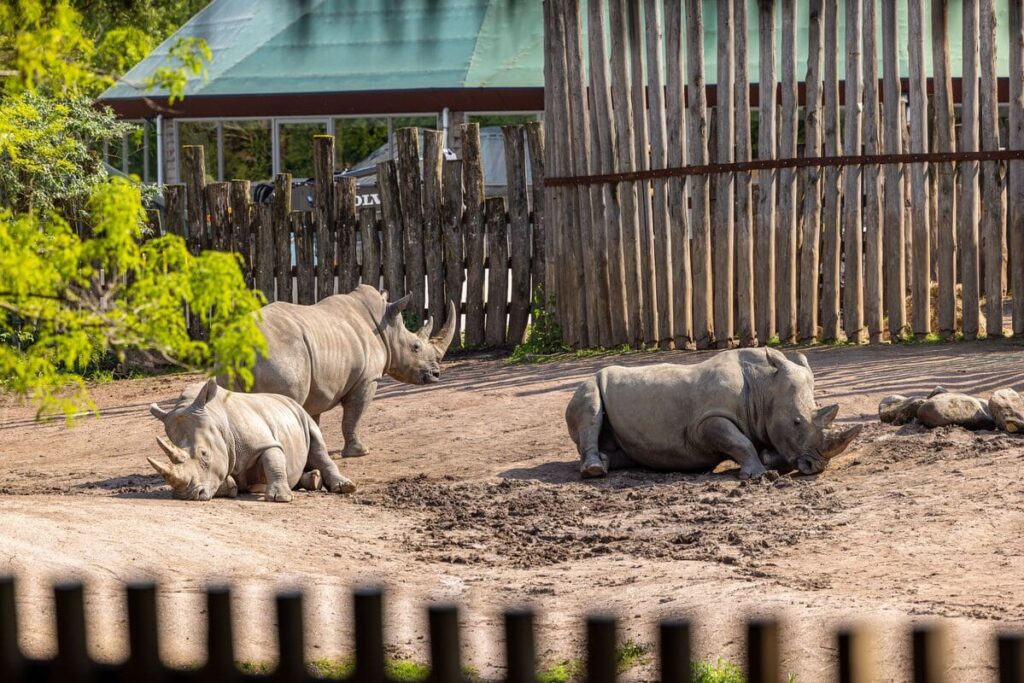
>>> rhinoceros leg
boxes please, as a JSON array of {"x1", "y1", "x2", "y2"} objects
[
  {"x1": 566, "y1": 377, "x2": 614, "y2": 478},
  {"x1": 307, "y1": 422, "x2": 357, "y2": 493},
  {"x1": 261, "y1": 446, "x2": 294, "y2": 503},
  {"x1": 697, "y1": 417, "x2": 767, "y2": 480},
  {"x1": 297, "y1": 469, "x2": 322, "y2": 491},
  {"x1": 214, "y1": 475, "x2": 238, "y2": 498},
  {"x1": 340, "y1": 380, "x2": 376, "y2": 457}
]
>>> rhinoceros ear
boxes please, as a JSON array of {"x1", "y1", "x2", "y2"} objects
[
  {"x1": 791, "y1": 352, "x2": 812, "y2": 373},
  {"x1": 814, "y1": 404, "x2": 839, "y2": 429},
  {"x1": 191, "y1": 378, "x2": 219, "y2": 410},
  {"x1": 765, "y1": 347, "x2": 786, "y2": 372},
  {"x1": 150, "y1": 403, "x2": 170, "y2": 422},
  {"x1": 384, "y1": 292, "x2": 412, "y2": 323}
]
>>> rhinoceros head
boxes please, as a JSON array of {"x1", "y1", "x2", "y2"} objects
[
  {"x1": 379, "y1": 291, "x2": 457, "y2": 385},
  {"x1": 760, "y1": 348, "x2": 842, "y2": 475},
  {"x1": 147, "y1": 379, "x2": 232, "y2": 501}
]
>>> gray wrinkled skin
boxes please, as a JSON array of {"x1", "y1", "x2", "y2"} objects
[
  {"x1": 989, "y1": 389, "x2": 1024, "y2": 433},
  {"x1": 916, "y1": 392, "x2": 995, "y2": 431},
  {"x1": 148, "y1": 379, "x2": 355, "y2": 502},
  {"x1": 223, "y1": 285, "x2": 456, "y2": 457},
  {"x1": 565, "y1": 348, "x2": 852, "y2": 479}
]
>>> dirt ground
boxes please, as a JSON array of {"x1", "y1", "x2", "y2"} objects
[{"x1": 1, "y1": 340, "x2": 1023, "y2": 680}]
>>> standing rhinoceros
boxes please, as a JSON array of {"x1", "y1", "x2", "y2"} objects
[
  {"x1": 148, "y1": 378, "x2": 355, "y2": 502},
  {"x1": 224, "y1": 285, "x2": 456, "y2": 457},
  {"x1": 565, "y1": 348, "x2": 859, "y2": 479}
]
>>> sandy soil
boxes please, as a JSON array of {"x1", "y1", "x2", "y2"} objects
[{"x1": 1, "y1": 341, "x2": 1023, "y2": 680}]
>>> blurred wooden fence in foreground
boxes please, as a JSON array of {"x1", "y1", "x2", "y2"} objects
[{"x1": 0, "y1": 579, "x2": 1022, "y2": 682}]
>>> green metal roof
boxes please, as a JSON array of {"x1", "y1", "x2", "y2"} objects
[{"x1": 100, "y1": 0, "x2": 544, "y2": 101}]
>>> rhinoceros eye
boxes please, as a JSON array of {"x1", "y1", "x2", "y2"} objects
[
  {"x1": 793, "y1": 417, "x2": 802, "y2": 426},
  {"x1": 412, "y1": 342, "x2": 422, "y2": 353}
]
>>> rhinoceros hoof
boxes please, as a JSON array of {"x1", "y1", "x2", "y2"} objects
[
  {"x1": 989, "y1": 389, "x2": 1024, "y2": 434},
  {"x1": 879, "y1": 395, "x2": 924, "y2": 425},
  {"x1": 266, "y1": 483, "x2": 294, "y2": 502},
  {"x1": 581, "y1": 462, "x2": 608, "y2": 478},
  {"x1": 342, "y1": 442, "x2": 369, "y2": 458},
  {"x1": 297, "y1": 469, "x2": 322, "y2": 491},
  {"x1": 328, "y1": 477, "x2": 357, "y2": 494},
  {"x1": 738, "y1": 464, "x2": 767, "y2": 480},
  {"x1": 917, "y1": 393, "x2": 996, "y2": 431}
]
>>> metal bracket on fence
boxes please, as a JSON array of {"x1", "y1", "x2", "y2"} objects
[{"x1": 544, "y1": 149, "x2": 1024, "y2": 187}]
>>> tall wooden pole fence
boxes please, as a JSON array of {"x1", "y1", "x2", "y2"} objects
[
  {"x1": 161, "y1": 124, "x2": 546, "y2": 351},
  {"x1": 1, "y1": 579, "x2": 1022, "y2": 682},
  {"x1": 544, "y1": 0, "x2": 1024, "y2": 349}
]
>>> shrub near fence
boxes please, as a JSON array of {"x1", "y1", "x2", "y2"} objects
[
  {"x1": 1, "y1": 579, "x2": 1023, "y2": 682},
  {"x1": 161, "y1": 123, "x2": 546, "y2": 351}
]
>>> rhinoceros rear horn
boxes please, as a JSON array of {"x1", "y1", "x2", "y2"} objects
[
  {"x1": 430, "y1": 300, "x2": 457, "y2": 358},
  {"x1": 147, "y1": 455, "x2": 188, "y2": 489},
  {"x1": 417, "y1": 316, "x2": 434, "y2": 341},
  {"x1": 156, "y1": 436, "x2": 189, "y2": 464}
]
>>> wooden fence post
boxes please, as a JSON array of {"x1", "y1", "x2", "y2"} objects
[
  {"x1": 422, "y1": 129, "x2": 446, "y2": 327},
  {"x1": 734, "y1": 0, "x2": 755, "y2": 347},
  {"x1": 908, "y1": 0, "x2": 932, "y2": 338},
  {"x1": 396, "y1": 128, "x2": 426, "y2": 326},
  {"x1": 505, "y1": 610, "x2": 536, "y2": 683},
  {"x1": 686, "y1": 0, "x2": 713, "y2": 349},
  {"x1": 462, "y1": 123, "x2": 486, "y2": 348},
  {"x1": 842, "y1": 0, "x2": 864, "y2": 343},
  {"x1": 255, "y1": 203, "x2": 275, "y2": 302},
  {"x1": 181, "y1": 145, "x2": 207, "y2": 255},
  {"x1": 746, "y1": 620, "x2": 779, "y2": 683},
  {"x1": 313, "y1": 136, "x2": 336, "y2": 301},
  {"x1": 525, "y1": 122, "x2": 547, "y2": 306},
  {"x1": 756, "y1": 0, "x2": 777, "y2": 346},
  {"x1": 863, "y1": 0, "x2": 883, "y2": 343},
  {"x1": 164, "y1": 184, "x2": 186, "y2": 238},
  {"x1": 503, "y1": 127, "x2": 532, "y2": 346},
  {"x1": 360, "y1": 207, "x2": 381, "y2": 290},
  {"x1": 960, "y1": 0, "x2": 981, "y2": 339},
  {"x1": 777, "y1": 0, "x2": 798, "y2": 344},
  {"x1": 229, "y1": 180, "x2": 251, "y2": 285},
  {"x1": 659, "y1": 619, "x2": 691, "y2": 683},
  {"x1": 1010, "y1": 0, "x2": 1024, "y2": 337},
  {"x1": 295, "y1": 212, "x2": 316, "y2": 305},
  {"x1": 206, "y1": 182, "x2": 231, "y2": 252},
  {"x1": 882, "y1": 0, "x2": 907, "y2": 340},
  {"x1": 799, "y1": 0, "x2": 824, "y2": 343},
  {"x1": 336, "y1": 177, "x2": 358, "y2": 295},
  {"x1": 714, "y1": 0, "x2": 736, "y2": 348},
  {"x1": 932, "y1": 0, "x2": 958, "y2": 339},
  {"x1": 820, "y1": 0, "x2": 842, "y2": 343},
  {"x1": 441, "y1": 160, "x2": 465, "y2": 350},
  {"x1": 377, "y1": 160, "x2": 406, "y2": 302},
  {"x1": 980, "y1": 0, "x2": 1006, "y2": 337},
  {"x1": 485, "y1": 197, "x2": 509, "y2": 347},
  {"x1": 274, "y1": 173, "x2": 293, "y2": 305}
]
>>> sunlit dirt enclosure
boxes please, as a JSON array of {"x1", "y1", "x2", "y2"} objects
[{"x1": 1, "y1": 341, "x2": 1023, "y2": 681}]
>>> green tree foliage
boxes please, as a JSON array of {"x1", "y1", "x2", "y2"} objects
[{"x1": 0, "y1": 177, "x2": 266, "y2": 420}]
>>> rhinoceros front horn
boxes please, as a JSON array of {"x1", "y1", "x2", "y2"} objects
[
  {"x1": 821, "y1": 424, "x2": 863, "y2": 460},
  {"x1": 147, "y1": 455, "x2": 188, "y2": 489},
  {"x1": 430, "y1": 300, "x2": 457, "y2": 358}
]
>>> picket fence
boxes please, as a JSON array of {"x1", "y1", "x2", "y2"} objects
[
  {"x1": 1, "y1": 579, "x2": 1022, "y2": 682},
  {"x1": 160, "y1": 123, "x2": 546, "y2": 350}
]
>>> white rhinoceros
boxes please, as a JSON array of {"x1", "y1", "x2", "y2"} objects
[
  {"x1": 148, "y1": 378, "x2": 355, "y2": 502},
  {"x1": 224, "y1": 285, "x2": 456, "y2": 457},
  {"x1": 565, "y1": 348, "x2": 860, "y2": 479}
]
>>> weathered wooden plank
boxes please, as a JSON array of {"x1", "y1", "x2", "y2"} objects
[
  {"x1": 254, "y1": 203, "x2": 275, "y2": 302},
  {"x1": 503, "y1": 126, "x2": 532, "y2": 346},
  {"x1": 462, "y1": 124, "x2": 486, "y2": 348},
  {"x1": 541, "y1": 0, "x2": 566, "y2": 338},
  {"x1": 567, "y1": 0, "x2": 607, "y2": 347},
  {"x1": 377, "y1": 160, "x2": 405, "y2": 301},
  {"x1": 628, "y1": 0, "x2": 656, "y2": 346},
  {"x1": 164, "y1": 184, "x2": 186, "y2": 238},
  {"x1": 274, "y1": 179, "x2": 294, "y2": 305},
  {"x1": 610, "y1": 0, "x2": 643, "y2": 345},
  {"x1": 932, "y1": 0, "x2": 957, "y2": 338},
  {"x1": 907, "y1": 0, "x2": 932, "y2": 337},
  {"x1": 777, "y1": 0, "x2": 798, "y2": 343},
  {"x1": 525, "y1": 122, "x2": 547, "y2": 303},
  {"x1": 665, "y1": 0, "x2": 693, "y2": 349},
  {"x1": 644, "y1": 0, "x2": 674, "y2": 349},
  {"x1": 590, "y1": 0, "x2": 628, "y2": 345},
  {"x1": 181, "y1": 146, "x2": 207, "y2": 257},
  {"x1": 360, "y1": 207, "x2": 381, "y2": 290},
  {"x1": 229, "y1": 180, "x2": 251, "y2": 285},
  {"x1": 206, "y1": 182, "x2": 231, "y2": 255},
  {"x1": 685, "y1": 0, "x2": 712, "y2": 349},
  {"x1": 820, "y1": 0, "x2": 842, "y2": 342},
  {"x1": 313, "y1": 136, "x2": 336, "y2": 301},
  {"x1": 485, "y1": 197, "x2": 510, "y2": 347},
  {"x1": 714, "y1": 0, "x2": 736, "y2": 348},
  {"x1": 294, "y1": 212, "x2": 316, "y2": 305},
  {"x1": 422, "y1": 129, "x2": 446, "y2": 327},
  {"x1": 840, "y1": 0, "x2": 864, "y2": 343},
  {"x1": 441, "y1": 159, "x2": 465, "y2": 350},
  {"x1": 799, "y1": 0, "x2": 824, "y2": 342},
  {"x1": 960, "y1": 0, "x2": 981, "y2": 339},
  {"x1": 862, "y1": 0, "x2": 883, "y2": 343},
  {"x1": 882, "y1": 0, "x2": 907, "y2": 339},
  {"x1": 1010, "y1": 0, "x2": 1024, "y2": 336},
  {"x1": 980, "y1": 0, "x2": 1006, "y2": 337},
  {"x1": 336, "y1": 178, "x2": 358, "y2": 295},
  {"x1": 756, "y1": 0, "x2": 777, "y2": 345},
  {"x1": 396, "y1": 128, "x2": 426, "y2": 327},
  {"x1": 734, "y1": 0, "x2": 755, "y2": 347}
]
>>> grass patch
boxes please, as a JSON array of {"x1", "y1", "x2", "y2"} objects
[
  {"x1": 537, "y1": 640, "x2": 649, "y2": 683},
  {"x1": 765, "y1": 335, "x2": 783, "y2": 347},
  {"x1": 691, "y1": 658, "x2": 798, "y2": 683}
]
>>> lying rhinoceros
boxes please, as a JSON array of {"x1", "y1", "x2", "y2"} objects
[
  {"x1": 565, "y1": 348, "x2": 860, "y2": 479},
  {"x1": 223, "y1": 285, "x2": 456, "y2": 457},
  {"x1": 148, "y1": 378, "x2": 356, "y2": 502}
]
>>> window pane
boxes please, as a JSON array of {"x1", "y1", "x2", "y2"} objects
[
  {"x1": 126, "y1": 123, "x2": 146, "y2": 180},
  {"x1": 178, "y1": 121, "x2": 218, "y2": 183},
  {"x1": 467, "y1": 114, "x2": 539, "y2": 127},
  {"x1": 279, "y1": 121, "x2": 326, "y2": 178},
  {"x1": 334, "y1": 117, "x2": 388, "y2": 170},
  {"x1": 223, "y1": 120, "x2": 272, "y2": 181},
  {"x1": 391, "y1": 115, "x2": 438, "y2": 131}
]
